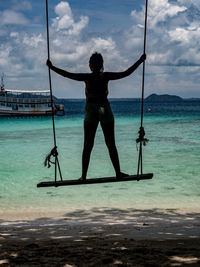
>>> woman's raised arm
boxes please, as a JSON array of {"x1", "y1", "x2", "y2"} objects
[
  {"x1": 46, "y1": 60, "x2": 88, "y2": 81},
  {"x1": 105, "y1": 54, "x2": 146, "y2": 81}
]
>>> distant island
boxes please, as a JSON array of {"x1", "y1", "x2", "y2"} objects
[
  {"x1": 145, "y1": 94, "x2": 183, "y2": 102},
  {"x1": 54, "y1": 94, "x2": 200, "y2": 102}
]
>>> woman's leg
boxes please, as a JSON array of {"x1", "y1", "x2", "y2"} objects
[
  {"x1": 81, "y1": 121, "x2": 98, "y2": 180},
  {"x1": 100, "y1": 121, "x2": 122, "y2": 177}
]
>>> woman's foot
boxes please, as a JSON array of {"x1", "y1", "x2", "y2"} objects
[
  {"x1": 78, "y1": 176, "x2": 86, "y2": 182},
  {"x1": 116, "y1": 172, "x2": 129, "y2": 179}
]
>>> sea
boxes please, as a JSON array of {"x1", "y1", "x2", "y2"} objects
[{"x1": 0, "y1": 99, "x2": 200, "y2": 218}]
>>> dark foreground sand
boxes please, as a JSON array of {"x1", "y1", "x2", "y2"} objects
[{"x1": 0, "y1": 208, "x2": 200, "y2": 266}]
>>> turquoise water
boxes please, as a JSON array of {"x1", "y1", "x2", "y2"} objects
[{"x1": 0, "y1": 102, "x2": 200, "y2": 215}]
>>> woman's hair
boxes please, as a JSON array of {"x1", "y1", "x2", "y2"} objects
[{"x1": 89, "y1": 52, "x2": 104, "y2": 72}]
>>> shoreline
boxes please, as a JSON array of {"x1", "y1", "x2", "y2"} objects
[
  {"x1": 0, "y1": 204, "x2": 199, "y2": 222},
  {"x1": 1, "y1": 207, "x2": 199, "y2": 237}
]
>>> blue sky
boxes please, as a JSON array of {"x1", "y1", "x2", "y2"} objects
[{"x1": 0, "y1": 0, "x2": 200, "y2": 98}]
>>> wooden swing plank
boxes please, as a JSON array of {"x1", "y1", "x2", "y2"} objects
[{"x1": 37, "y1": 173, "x2": 153, "y2": 187}]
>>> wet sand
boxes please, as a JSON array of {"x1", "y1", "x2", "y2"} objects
[{"x1": 0, "y1": 208, "x2": 200, "y2": 266}]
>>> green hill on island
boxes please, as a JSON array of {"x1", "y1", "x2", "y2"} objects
[{"x1": 145, "y1": 94, "x2": 183, "y2": 102}]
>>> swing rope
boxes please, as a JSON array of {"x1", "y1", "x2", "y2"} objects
[
  {"x1": 137, "y1": 0, "x2": 149, "y2": 176},
  {"x1": 44, "y1": 0, "x2": 63, "y2": 182}
]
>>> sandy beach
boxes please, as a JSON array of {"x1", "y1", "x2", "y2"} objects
[{"x1": 0, "y1": 208, "x2": 200, "y2": 266}]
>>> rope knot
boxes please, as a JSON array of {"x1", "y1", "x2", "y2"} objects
[
  {"x1": 136, "y1": 126, "x2": 149, "y2": 148},
  {"x1": 44, "y1": 146, "x2": 58, "y2": 168}
]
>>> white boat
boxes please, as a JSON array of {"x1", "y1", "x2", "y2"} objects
[{"x1": 0, "y1": 77, "x2": 64, "y2": 117}]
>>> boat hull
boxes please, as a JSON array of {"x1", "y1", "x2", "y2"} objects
[
  {"x1": 0, "y1": 89, "x2": 65, "y2": 117},
  {"x1": 0, "y1": 109, "x2": 53, "y2": 117}
]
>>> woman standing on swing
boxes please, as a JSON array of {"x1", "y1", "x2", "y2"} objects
[{"x1": 47, "y1": 52, "x2": 146, "y2": 181}]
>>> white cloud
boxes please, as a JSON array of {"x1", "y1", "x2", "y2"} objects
[
  {"x1": 68, "y1": 16, "x2": 89, "y2": 35},
  {"x1": 131, "y1": 0, "x2": 186, "y2": 27},
  {"x1": 10, "y1": 32, "x2": 19, "y2": 38},
  {"x1": 178, "y1": 0, "x2": 200, "y2": 9},
  {"x1": 148, "y1": 0, "x2": 187, "y2": 27},
  {"x1": 55, "y1": 1, "x2": 72, "y2": 18},
  {"x1": 168, "y1": 26, "x2": 200, "y2": 45},
  {"x1": 53, "y1": 2, "x2": 73, "y2": 30},
  {"x1": 0, "y1": 45, "x2": 12, "y2": 67},
  {"x1": 0, "y1": 10, "x2": 29, "y2": 25},
  {"x1": 23, "y1": 33, "x2": 44, "y2": 48},
  {"x1": 12, "y1": 0, "x2": 32, "y2": 11},
  {"x1": 52, "y1": 1, "x2": 89, "y2": 36},
  {"x1": 92, "y1": 37, "x2": 116, "y2": 52},
  {"x1": 128, "y1": 0, "x2": 200, "y2": 67}
]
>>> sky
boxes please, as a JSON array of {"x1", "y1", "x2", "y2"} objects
[{"x1": 0, "y1": 0, "x2": 200, "y2": 98}]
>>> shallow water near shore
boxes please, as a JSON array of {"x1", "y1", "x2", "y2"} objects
[{"x1": 0, "y1": 99, "x2": 200, "y2": 219}]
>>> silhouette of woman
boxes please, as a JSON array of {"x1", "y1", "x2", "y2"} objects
[{"x1": 47, "y1": 52, "x2": 146, "y2": 181}]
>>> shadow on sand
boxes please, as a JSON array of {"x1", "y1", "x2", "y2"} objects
[{"x1": 0, "y1": 208, "x2": 200, "y2": 266}]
